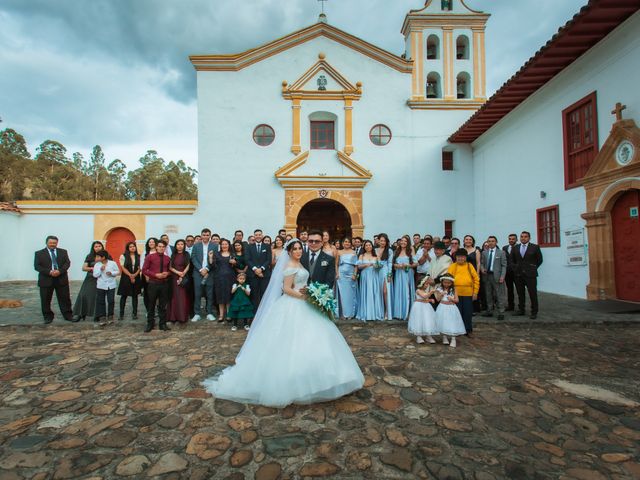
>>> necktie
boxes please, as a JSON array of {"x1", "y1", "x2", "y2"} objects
[
  {"x1": 50, "y1": 249, "x2": 58, "y2": 270},
  {"x1": 310, "y1": 252, "x2": 316, "y2": 267},
  {"x1": 487, "y1": 249, "x2": 494, "y2": 273},
  {"x1": 520, "y1": 244, "x2": 526, "y2": 257},
  {"x1": 160, "y1": 255, "x2": 164, "y2": 273}
]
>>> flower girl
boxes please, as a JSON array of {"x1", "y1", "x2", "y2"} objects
[
  {"x1": 434, "y1": 273, "x2": 466, "y2": 348},
  {"x1": 228, "y1": 272, "x2": 254, "y2": 331},
  {"x1": 407, "y1": 277, "x2": 438, "y2": 344}
]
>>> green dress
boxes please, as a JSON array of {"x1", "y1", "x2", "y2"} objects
[{"x1": 228, "y1": 283, "x2": 254, "y2": 319}]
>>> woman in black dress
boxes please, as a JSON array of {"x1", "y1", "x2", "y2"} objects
[
  {"x1": 213, "y1": 238, "x2": 235, "y2": 322},
  {"x1": 72, "y1": 241, "x2": 104, "y2": 321},
  {"x1": 463, "y1": 235, "x2": 483, "y2": 313},
  {"x1": 230, "y1": 240, "x2": 248, "y2": 275},
  {"x1": 118, "y1": 241, "x2": 142, "y2": 320}
]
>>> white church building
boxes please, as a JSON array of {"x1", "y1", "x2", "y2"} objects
[{"x1": 1, "y1": 0, "x2": 639, "y2": 303}]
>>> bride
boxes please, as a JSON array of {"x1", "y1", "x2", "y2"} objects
[{"x1": 203, "y1": 239, "x2": 364, "y2": 407}]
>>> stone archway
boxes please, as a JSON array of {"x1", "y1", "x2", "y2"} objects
[
  {"x1": 296, "y1": 199, "x2": 352, "y2": 240},
  {"x1": 284, "y1": 189, "x2": 364, "y2": 237}
]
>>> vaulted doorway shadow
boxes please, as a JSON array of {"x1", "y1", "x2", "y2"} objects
[{"x1": 297, "y1": 199, "x2": 352, "y2": 240}]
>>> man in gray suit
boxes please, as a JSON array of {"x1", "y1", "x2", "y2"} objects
[
  {"x1": 191, "y1": 228, "x2": 219, "y2": 322},
  {"x1": 480, "y1": 235, "x2": 507, "y2": 320}
]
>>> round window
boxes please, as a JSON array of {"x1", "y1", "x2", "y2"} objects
[
  {"x1": 253, "y1": 124, "x2": 275, "y2": 146},
  {"x1": 369, "y1": 124, "x2": 392, "y2": 146}
]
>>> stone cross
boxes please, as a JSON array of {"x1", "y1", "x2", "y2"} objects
[
  {"x1": 611, "y1": 102, "x2": 627, "y2": 122},
  {"x1": 318, "y1": 0, "x2": 328, "y2": 15}
]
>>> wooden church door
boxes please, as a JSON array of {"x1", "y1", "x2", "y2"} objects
[
  {"x1": 612, "y1": 189, "x2": 640, "y2": 301},
  {"x1": 105, "y1": 227, "x2": 136, "y2": 267}
]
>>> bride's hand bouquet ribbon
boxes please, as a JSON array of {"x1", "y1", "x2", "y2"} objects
[{"x1": 306, "y1": 282, "x2": 337, "y2": 322}]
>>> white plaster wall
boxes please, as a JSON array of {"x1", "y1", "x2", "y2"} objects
[
  {"x1": 2, "y1": 214, "x2": 95, "y2": 281},
  {"x1": 196, "y1": 34, "x2": 476, "y2": 241},
  {"x1": 471, "y1": 12, "x2": 640, "y2": 298}
]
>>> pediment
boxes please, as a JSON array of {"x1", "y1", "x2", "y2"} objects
[
  {"x1": 283, "y1": 57, "x2": 362, "y2": 100},
  {"x1": 275, "y1": 150, "x2": 372, "y2": 188},
  {"x1": 583, "y1": 119, "x2": 640, "y2": 183}
]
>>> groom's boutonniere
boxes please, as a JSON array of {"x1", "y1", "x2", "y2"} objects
[{"x1": 321, "y1": 260, "x2": 328, "y2": 267}]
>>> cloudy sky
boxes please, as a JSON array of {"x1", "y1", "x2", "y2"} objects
[{"x1": 0, "y1": 0, "x2": 587, "y2": 170}]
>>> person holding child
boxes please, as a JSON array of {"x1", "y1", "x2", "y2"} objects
[
  {"x1": 434, "y1": 273, "x2": 467, "y2": 348},
  {"x1": 228, "y1": 272, "x2": 254, "y2": 331},
  {"x1": 92, "y1": 249, "x2": 120, "y2": 323},
  {"x1": 408, "y1": 277, "x2": 438, "y2": 344},
  {"x1": 447, "y1": 250, "x2": 480, "y2": 336}
]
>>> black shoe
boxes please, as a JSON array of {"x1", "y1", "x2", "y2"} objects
[
  {"x1": 72, "y1": 315, "x2": 81, "y2": 322},
  {"x1": 513, "y1": 311, "x2": 525, "y2": 316},
  {"x1": 482, "y1": 312, "x2": 493, "y2": 317},
  {"x1": 530, "y1": 314, "x2": 537, "y2": 320},
  {"x1": 159, "y1": 324, "x2": 171, "y2": 331},
  {"x1": 144, "y1": 324, "x2": 154, "y2": 333},
  {"x1": 497, "y1": 314, "x2": 505, "y2": 320},
  {"x1": 43, "y1": 318, "x2": 53, "y2": 324},
  {"x1": 132, "y1": 314, "x2": 138, "y2": 320},
  {"x1": 63, "y1": 316, "x2": 79, "y2": 323}
]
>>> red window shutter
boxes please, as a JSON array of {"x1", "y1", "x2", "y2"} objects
[
  {"x1": 442, "y1": 151, "x2": 453, "y2": 171},
  {"x1": 444, "y1": 220, "x2": 454, "y2": 238},
  {"x1": 562, "y1": 92, "x2": 598, "y2": 189},
  {"x1": 536, "y1": 205, "x2": 560, "y2": 247}
]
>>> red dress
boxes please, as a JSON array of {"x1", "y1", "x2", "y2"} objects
[{"x1": 168, "y1": 253, "x2": 191, "y2": 323}]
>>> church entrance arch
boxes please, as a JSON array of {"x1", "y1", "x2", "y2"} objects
[
  {"x1": 612, "y1": 189, "x2": 640, "y2": 301},
  {"x1": 296, "y1": 199, "x2": 352, "y2": 240},
  {"x1": 105, "y1": 227, "x2": 136, "y2": 267}
]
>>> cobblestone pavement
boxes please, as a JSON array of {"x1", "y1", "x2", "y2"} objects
[{"x1": 0, "y1": 318, "x2": 639, "y2": 479}]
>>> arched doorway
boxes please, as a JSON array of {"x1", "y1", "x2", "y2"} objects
[
  {"x1": 105, "y1": 227, "x2": 136, "y2": 267},
  {"x1": 612, "y1": 189, "x2": 640, "y2": 301},
  {"x1": 297, "y1": 199, "x2": 352, "y2": 240}
]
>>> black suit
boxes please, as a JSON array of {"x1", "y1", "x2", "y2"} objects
[
  {"x1": 301, "y1": 250, "x2": 335, "y2": 289},
  {"x1": 34, "y1": 247, "x2": 73, "y2": 322},
  {"x1": 510, "y1": 243, "x2": 543, "y2": 315},
  {"x1": 246, "y1": 242, "x2": 272, "y2": 308},
  {"x1": 502, "y1": 244, "x2": 516, "y2": 310}
]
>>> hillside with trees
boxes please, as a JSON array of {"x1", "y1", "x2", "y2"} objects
[{"x1": 0, "y1": 121, "x2": 197, "y2": 202}]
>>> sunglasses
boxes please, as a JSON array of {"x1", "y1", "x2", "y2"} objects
[{"x1": 308, "y1": 239, "x2": 322, "y2": 244}]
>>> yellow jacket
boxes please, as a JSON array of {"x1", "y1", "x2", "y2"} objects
[{"x1": 447, "y1": 262, "x2": 480, "y2": 297}]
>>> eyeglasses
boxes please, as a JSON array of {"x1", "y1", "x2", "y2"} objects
[{"x1": 308, "y1": 239, "x2": 322, "y2": 244}]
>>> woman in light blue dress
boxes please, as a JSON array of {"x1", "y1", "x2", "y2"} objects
[
  {"x1": 356, "y1": 240, "x2": 384, "y2": 321},
  {"x1": 375, "y1": 233, "x2": 394, "y2": 320},
  {"x1": 392, "y1": 236, "x2": 418, "y2": 320},
  {"x1": 336, "y1": 238, "x2": 358, "y2": 319}
]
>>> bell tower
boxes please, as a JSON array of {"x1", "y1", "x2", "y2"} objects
[{"x1": 401, "y1": 0, "x2": 489, "y2": 108}]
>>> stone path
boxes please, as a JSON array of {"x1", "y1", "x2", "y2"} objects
[{"x1": 0, "y1": 320, "x2": 639, "y2": 479}]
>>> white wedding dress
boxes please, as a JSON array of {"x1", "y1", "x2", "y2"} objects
[{"x1": 202, "y1": 265, "x2": 364, "y2": 407}]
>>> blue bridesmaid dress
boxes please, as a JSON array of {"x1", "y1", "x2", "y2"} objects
[
  {"x1": 377, "y1": 248, "x2": 394, "y2": 320},
  {"x1": 392, "y1": 256, "x2": 415, "y2": 320},
  {"x1": 355, "y1": 258, "x2": 384, "y2": 321},
  {"x1": 336, "y1": 253, "x2": 358, "y2": 318}
]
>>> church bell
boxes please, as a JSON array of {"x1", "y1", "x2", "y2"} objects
[
  {"x1": 426, "y1": 82, "x2": 437, "y2": 99},
  {"x1": 457, "y1": 80, "x2": 466, "y2": 99}
]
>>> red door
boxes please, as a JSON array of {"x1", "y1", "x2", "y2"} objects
[
  {"x1": 612, "y1": 189, "x2": 640, "y2": 301},
  {"x1": 105, "y1": 228, "x2": 136, "y2": 268}
]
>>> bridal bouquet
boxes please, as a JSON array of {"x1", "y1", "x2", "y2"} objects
[{"x1": 306, "y1": 282, "x2": 337, "y2": 322}]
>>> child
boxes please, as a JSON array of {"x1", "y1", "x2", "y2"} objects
[
  {"x1": 92, "y1": 250, "x2": 120, "y2": 323},
  {"x1": 434, "y1": 273, "x2": 466, "y2": 348},
  {"x1": 408, "y1": 277, "x2": 438, "y2": 344},
  {"x1": 228, "y1": 272, "x2": 254, "y2": 331}
]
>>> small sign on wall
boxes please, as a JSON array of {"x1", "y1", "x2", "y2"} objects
[
  {"x1": 631, "y1": 206, "x2": 639, "y2": 218},
  {"x1": 164, "y1": 224, "x2": 179, "y2": 234},
  {"x1": 565, "y1": 228, "x2": 587, "y2": 266}
]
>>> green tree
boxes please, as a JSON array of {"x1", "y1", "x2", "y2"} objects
[{"x1": 0, "y1": 128, "x2": 31, "y2": 158}]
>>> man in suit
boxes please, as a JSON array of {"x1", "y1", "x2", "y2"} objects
[
  {"x1": 510, "y1": 231, "x2": 543, "y2": 319},
  {"x1": 301, "y1": 230, "x2": 335, "y2": 288},
  {"x1": 190, "y1": 228, "x2": 218, "y2": 322},
  {"x1": 481, "y1": 235, "x2": 508, "y2": 320},
  {"x1": 502, "y1": 233, "x2": 518, "y2": 311},
  {"x1": 246, "y1": 228, "x2": 272, "y2": 308},
  {"x1": 34, "y1": 235, "x2": 76, "y2": 324},
  {"x1": 299, "y1": 230, "x2": 309, "y2": 254},
  {"x1": 353, "y1": 237, "x2": 363, "y2": 257}
]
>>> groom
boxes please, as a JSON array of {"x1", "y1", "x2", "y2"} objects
[{"x1": 301, "y1": 230, "x2": 335, "y2": 289}]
